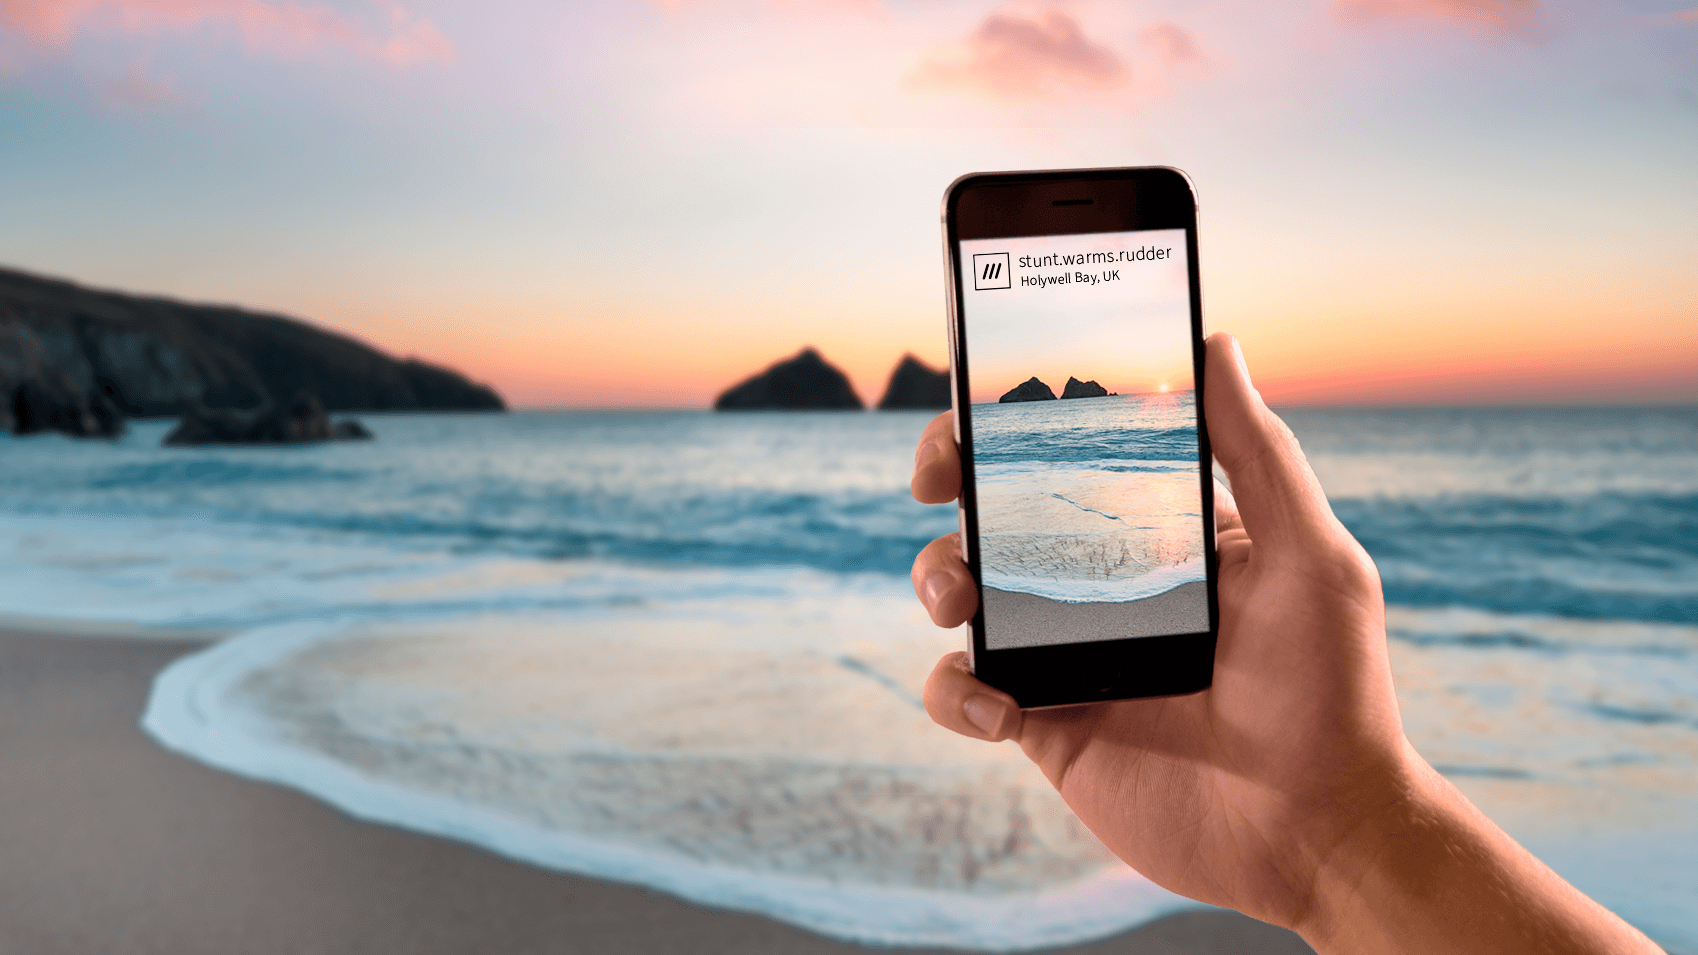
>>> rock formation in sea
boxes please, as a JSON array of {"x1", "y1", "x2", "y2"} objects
[
  {"x1": 0, "y1": 265, "x2": 504, "y2": 440},
  {"x1": 715, "y1": 348, "x2": 864, "y2": 411},
  {"x1": 1060, "y1": 377, "x2": 1108, "y2": 399},
  {"x1": 876, "y1": 354, "x2": 951, "y2": 410},
  {"x1": 998, "y1": 377, "x2": 1057, "y2": 403},
  {"x1": 165, "y1": 392, "x2": 374, "y2": 446}
]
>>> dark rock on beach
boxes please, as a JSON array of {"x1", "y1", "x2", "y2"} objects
[
  {"x1": 1061, "y1": 376, "x2": 1108, "y2": 399},
  {"x1": 999, "y1": 377, "x2": 1056, "y2": 403},
  {"x1": 165, "y1": 393, "x2": 373, "y2": 446},
  {"x1": 715, "y1": 348, "x2": 863, "y2": 411},
  {"x1": 877, "y1": 354, "x2": 951, "y2": 410},
  {"x1": 0, "y1": 265, "x2": 503, "y2": 440}
]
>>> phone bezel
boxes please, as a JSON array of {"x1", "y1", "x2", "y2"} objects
[{"x1": 941, "y1": 166, "x2": 1219, "y2": 709}]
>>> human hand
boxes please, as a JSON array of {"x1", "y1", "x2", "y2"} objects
[
  {"x1": 909, "y1": 333, "x2": 1404, "y2": 930},
  {"x1": 911, "y1": 334, "x2": 1666, "y2": 953}
]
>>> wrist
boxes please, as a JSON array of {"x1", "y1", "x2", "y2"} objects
[
  {"x1": 1292, "y1": 740, "x2": 1666, "y2": 955},
  {"x1": 1290, "y1": 741, "x2": 1453, "y2": 948}
]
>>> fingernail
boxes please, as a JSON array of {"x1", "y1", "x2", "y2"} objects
[
  {"x1": 921, "y1": 573, "x2": 946, "y2": 609},
  {"x1": 915, "y1": 440, "x2": 940, "y2": 469},
  {"x1": 963, "y1": 695, "x2": 1003, "y2": 737},
  {"x1": 1227, "y1": 336, "x2": 1251, "y2": 383}
]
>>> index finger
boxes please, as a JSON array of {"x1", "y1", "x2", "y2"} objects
[{"x1": 911, "y1": 410, "x2": 961, "y2": 505}]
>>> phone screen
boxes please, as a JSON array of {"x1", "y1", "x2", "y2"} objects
[{"x1": 957, "y1": 228, "x2": 1209, "y2": 651}]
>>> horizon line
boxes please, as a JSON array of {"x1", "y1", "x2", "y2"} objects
[{"x1": 490, "y1": 398, "x2": 1698, "y2": 412}]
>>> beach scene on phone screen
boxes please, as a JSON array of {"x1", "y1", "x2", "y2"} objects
[{"x1": 959, "y1": 228, "x2": 1207, "y2": 651}]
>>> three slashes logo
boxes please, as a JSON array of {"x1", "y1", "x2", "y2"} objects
[{"x1": 972, "y1": 252, "x2": 1011, "y2": 291}]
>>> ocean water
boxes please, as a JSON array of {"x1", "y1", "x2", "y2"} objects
[
  {"x1": 970, "y1": 393, "x2": 1206, "y2": 603},
  {"x1": 1, "y1": 407, "x2": 1695, "y2": 950}
]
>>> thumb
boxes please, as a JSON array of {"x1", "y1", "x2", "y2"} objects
[{"x1": 1203, "y1": 333, "x2": 1336, "y2": 552}]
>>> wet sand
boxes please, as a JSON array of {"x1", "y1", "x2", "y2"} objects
[
  {"x1": 984, "y1": 581, "x2": 1211, "y2": 649},
  {"x1": 0, "y1": 626, "x2": 1311, "y2": 955}
]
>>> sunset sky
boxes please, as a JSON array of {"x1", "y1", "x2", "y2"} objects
[
  {"x1": 1, "y1": 0, "x2": 1693, "y2": 407},
  {"x1": 961, "y1": 229, "x2": 1196, "y2": 401}
]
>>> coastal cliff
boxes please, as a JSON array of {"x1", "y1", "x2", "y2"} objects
[
  {"x1": 0, "y1": 317, "x2": 126, "y2": 437},
  {"x1": 1, "y1": 266, "x2": 504, "y2": 439},
  {"x1": 715, "y1": 348, "x2": 863, "y2": 411}
]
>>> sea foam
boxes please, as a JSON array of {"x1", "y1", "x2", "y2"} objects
[
  {"x1": 142, "y1": 576, "x2": 1199, "y2": 950},
  {"x1": 982, "y1": 556, "x2": 1205, "y2": 604}
]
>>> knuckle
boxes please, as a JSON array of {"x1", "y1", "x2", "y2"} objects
[{"x1": 1306, "y1": 537, "x2": 1381, "y2": 595}]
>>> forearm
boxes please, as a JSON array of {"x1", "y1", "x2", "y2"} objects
[{"x1": 1297, "y1": 744, "x2": 1663, "y2": 955}]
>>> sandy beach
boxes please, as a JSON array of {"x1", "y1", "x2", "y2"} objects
[
  {"x1": 983, "y1": 581, "x2": 1211, "y2": 649},
  {"x1": 0, "y1": 624, "x2": 1312, "y2": 955}
]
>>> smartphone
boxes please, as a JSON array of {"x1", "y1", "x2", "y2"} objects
[{"x1": 941, "y1": 167, "x2": 1218, "y2": 708}]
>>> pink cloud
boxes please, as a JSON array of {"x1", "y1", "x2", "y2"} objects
[
  {"x1": 649, "y1": 0, "x2": 882, "y2": 10},
  {"x1": 1141, "y1": 21, "x2": 1203, "y2": 67},
  {"x1": 381, "y1": 19, "x2": 451, "y2": 65},
  {"x1": 1335, "y1": 0, "x2": 1541, "y2": 34},
  {"x1": 0, "y1": 0, "x2": 453, "y2": 65},
  {"x1": 910, "y1": 8, "x2": 1126, "y2": 99}
]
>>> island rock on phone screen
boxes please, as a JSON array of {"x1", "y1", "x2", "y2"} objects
[
  {"x1": 961, "y1": 228, "x2": 1204, "y2": 648},
  {"x1": 945, "y1": 168, "x2": 1217, "y2": 706}
]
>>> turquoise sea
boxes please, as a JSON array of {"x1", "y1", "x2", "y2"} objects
[{"x1": 0, "y1": 407, "x2": 1693, "y2": 950}]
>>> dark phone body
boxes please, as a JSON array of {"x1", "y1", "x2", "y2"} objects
[{"x1": 942, "y1": 167, "x2": 1219, "y2": 708}]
